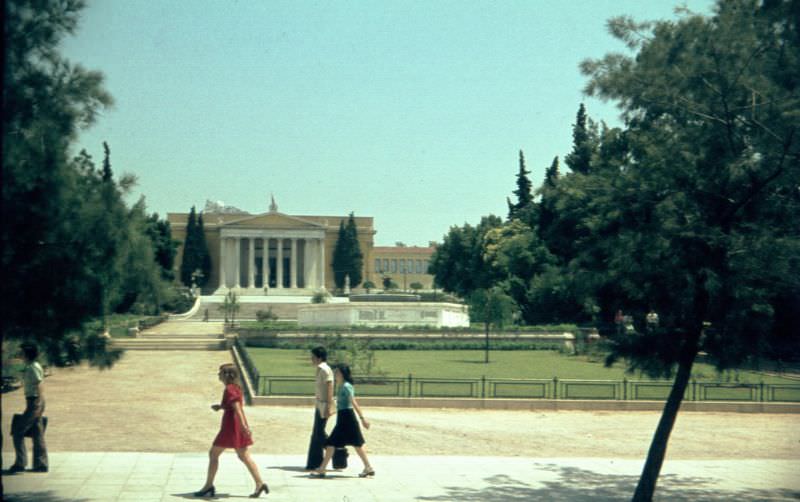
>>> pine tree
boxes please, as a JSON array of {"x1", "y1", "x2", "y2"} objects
[
  {"x1": 538, "y1": 156, "x2": 560, "y2": 242},
  {"x1": 101, "y1": 141, "x2": 113, "y2": 182}
]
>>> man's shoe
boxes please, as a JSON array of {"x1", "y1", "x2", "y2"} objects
[
  {"x1": 6, "y1": 464, "x2": 25, "y2": 474},
  {"x1": 30, "y1": 466, "x2": 48, "y2": 473}
]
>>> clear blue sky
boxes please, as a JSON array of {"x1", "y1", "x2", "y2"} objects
[{"x1": 61, "y1": 0, "x2": 713, "y2": 246}]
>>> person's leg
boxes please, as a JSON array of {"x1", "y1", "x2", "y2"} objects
[
  {"x1": 200, "y1": 446, "x2": 225, "y2": 490},
  {"x1": 235, "y1": 447, "x2": 266, "y2": 491},
  {"x1": 305, "y1": 409, "x2": 327, "y2": 469},
  {"x1": 314, "y1": 446, "x2": 335, "y2": 474},
  {"x1": 31, "y1": 399, "x2": 47, "y2": 470},
  {"x1": 354, "y1": 446, "x2": 374, "y2": 474},
  {"x1": 11, "y1": 399, "x2": 38, "y2": 469}
]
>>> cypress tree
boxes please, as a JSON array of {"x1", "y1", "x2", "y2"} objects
[
  {"x1": 345, "y1": 213, "x2": 364, "y2": 287},
  {"x1": 331, "y1": 221, "x2": 349, "y2": 289},
  {"x1": 196, "y1": 213, "x2": 212, "y2": 288},
  {"x1": 180, "y1": 206, "x2": 198, "y2": 286},
  {"x1": 538, "y1": 156, "x2": 560, "y2": 241}
]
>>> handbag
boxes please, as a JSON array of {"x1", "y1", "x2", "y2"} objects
[
  {"x1": 332, "y1": 447, "x2": 348, "y2": 469},
  {"x1": 11, "y1": 414, "x2": 48, "y2": 438}
]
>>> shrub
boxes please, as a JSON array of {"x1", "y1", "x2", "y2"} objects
[
  {"x1": 256, "y1": 308, "x2": 278, "y2": 322},
  {"x1": 311, "y1": 290, "x2": 330, "y2": 304}
]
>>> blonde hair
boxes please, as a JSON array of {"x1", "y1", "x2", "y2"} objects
[{"x1": 218, "y1": 363, "x2": 241, "y2": 387}]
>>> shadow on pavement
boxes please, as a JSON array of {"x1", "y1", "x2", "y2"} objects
[
  {"x1": 170, "y1": 492, "x2": 232, "y2": 499},
  {"x1": 267, "y1": 465, "x2": 309, "y2": 472},
  {"x1": 415, "y1": 464, "x2": 800, "y2": 502},
  {"x1": 3, "y1": 493, "x2": 89, "y2": 502}
]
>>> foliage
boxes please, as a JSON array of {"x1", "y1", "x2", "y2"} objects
[
  {"x1": 564, "y1": 103, "x2": 595, "y2": 174},
  {"x1": 256, "y1": 308, "x2": 278, "y2": 322},
  {"x1": 2, "y1": 1, "x2": 174, "y2": 367},
  {"x1": 144, "y1": 212, "x2": 179, "y2": 281},
  {"x1": 506, "y1": 150, "x2": 536, "y2": 224},
  {"x1": 381, "y1": 276, "x2": 398, "y2": 290},
  {"x1": 362, "y1": 280, "x2": 376, "y2": 292},
  {"x1": 428, "y1": 215, "x2": 503, "y2": 297},
  {"x1": 469, "y1": 287, "x2": 516, "y2": 363},
  {"x1": 332, "y1": 212, "x2": 364, "y2": 289},
  {"x1": 218, "y1": 290, "x2": 240, "y2": 326},
  {"x1": 576, "y1": 1, "x2": 800, "y2": 498},
  {"x1": 179, "y1": 206, "x2": 210, "y2": 288},
  {"x1": 311, "y1": 290, "x2": 330, "y2": 304}
]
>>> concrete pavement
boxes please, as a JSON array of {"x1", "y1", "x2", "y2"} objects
[{"x1": 3, "y1": 452, "x2": 798, "y2": 501}]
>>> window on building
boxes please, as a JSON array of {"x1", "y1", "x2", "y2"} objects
[
  {"x1": 383, "y1": 259, "x2": 389, "y2": 272},
  {"x1": 391, "y1": 259, "x2": 397, "y2": 273},
  {"x1": 416, "y1": 259, "x2": 422, "y2": 274},
  {"x1": 423, "y1": 260, "x2": 430, "y2": 274},
  {"x1": 375, "y1": 258, "x2": 381, "y2": 273}
]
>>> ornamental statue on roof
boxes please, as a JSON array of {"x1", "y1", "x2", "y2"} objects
[{"x1": 269, "y1": 194, "x2": 279, "y2": 213}]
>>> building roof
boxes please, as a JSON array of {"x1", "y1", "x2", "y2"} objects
[{"x1": 372, "y1": 246, "x2": 435, "y2": 254}]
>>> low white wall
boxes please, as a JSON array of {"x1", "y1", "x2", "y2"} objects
[{"x1": 297, "y1": 302, "x2": 470, "y2": 328}]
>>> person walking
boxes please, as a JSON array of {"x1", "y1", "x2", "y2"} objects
[
  {"x1": 311, "y1": 364, "x2": 374, "y2": 478},
  {"x1": 194, "y1": 363, "x2": 268, "y2": 498},
  {"x1": 305, "y1": 346, "x2": 334, "y2": 470},
  {"x1": 8, "y1": 343, "x2": 48, "y2": 474}
]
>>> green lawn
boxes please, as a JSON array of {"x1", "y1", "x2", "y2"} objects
[{"x1": 247, "y1": 348, "x2": 797, "y2": 384}]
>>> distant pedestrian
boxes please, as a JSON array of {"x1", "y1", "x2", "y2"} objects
[
  {"x1": 305, "y1": 346, "x2": 334, "y2": 470},
  {"x1": 311, "y1": 364, "x2": 374, "y2": 478},
  {"x1": 194, "y1": 363, "x2": 268, "y2": 498},
  {"x1": 8, "y1": 343, "x2": 48, "y2": 474}
]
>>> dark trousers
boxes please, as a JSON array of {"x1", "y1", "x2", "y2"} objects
[
  {"x1": 305, "y1": 409, "x2": 328, "y2": 469},
  {"x1": 12, "y1": 397, "x2": 48, "y2": 469}
]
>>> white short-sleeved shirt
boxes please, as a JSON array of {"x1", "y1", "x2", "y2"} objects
[
  {"x1": 23, "y1": 361, "x2": 44, "y2": 398},
  {"x1": 315, "y1": 362, "x2": 334, "y2": 414}
]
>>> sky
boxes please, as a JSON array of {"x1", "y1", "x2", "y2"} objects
[{"x1": 61, "y1": 0, "x2": 714, "y2": 246}]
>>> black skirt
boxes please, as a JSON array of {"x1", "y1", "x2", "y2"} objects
[{"x1": 325, "y1": 408, "x2": 365, "y2": 447}]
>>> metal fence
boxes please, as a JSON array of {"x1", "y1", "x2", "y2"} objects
[{"x1": 253, "y1": 374, "x2": 800, "y2": 402}]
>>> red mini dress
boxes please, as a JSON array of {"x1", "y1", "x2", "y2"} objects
[{"x1": 213, "y1": 384, "x2": 253, "y2": 449}]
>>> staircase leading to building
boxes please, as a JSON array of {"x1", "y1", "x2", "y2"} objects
[{"x1": 112, "y1": 320, "x2": 226, "y2": 350}]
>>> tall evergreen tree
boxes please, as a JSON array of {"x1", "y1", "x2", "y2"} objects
[
  {"x1": 564, "y1": 103, "x2": 593, "y2": 174},
  {"x1": 345, "y1": 213, "x2": 364, "y2": 287},
  {"x1": 179, "y1": 206, "x2": 198, "y2": 286},
  {"x1": 144, "y1": 213, "x2": 179, "y2": 281},
  {"x1": 331, "y1": 213, "x2": 364, "y2": 289},
  {"x1": 506, "y1": 150, "x2": 534, "y2": 221},
  {"x1": 196, "y1": 213, "x2": 212, "y2": 288},
  {"x1": 331, "y1": 221, "x2": 349, "y2": 289}
]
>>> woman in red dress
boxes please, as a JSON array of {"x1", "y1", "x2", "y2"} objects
[{"x1": 195, "y1": 364, "x2": 269, "y2": 498}]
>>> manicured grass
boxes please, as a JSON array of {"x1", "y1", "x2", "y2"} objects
[{"x1": 247, "y1": 348, "x2": 797, "y2": 384}]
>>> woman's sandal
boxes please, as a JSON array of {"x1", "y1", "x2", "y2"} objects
[
  {"x1": 358, "y1": 469, "x2": 376, "y2": 478},
  {"x1": 309, "y1": 471, "x2": 326, "y2": 478}
]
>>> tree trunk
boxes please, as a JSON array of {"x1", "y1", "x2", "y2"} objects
[
  {"x1": 484, "y1": 322, "x2": 489, "y2": 363},
  {"x1": 632, "y1": 333, "x2": 700, "y2": 501}
]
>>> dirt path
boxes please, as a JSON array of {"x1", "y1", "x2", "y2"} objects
[{"x1": 2, "y1": 351, "x2": 797, "y2": 459}]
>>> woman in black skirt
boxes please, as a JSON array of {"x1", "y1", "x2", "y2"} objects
[{"x1": 310, "y1": 365, "x2": 375, "y2": 478}]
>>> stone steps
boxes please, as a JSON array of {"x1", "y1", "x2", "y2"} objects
[{"x1": 112, "y1": 339, "x2": 226, "y2": 351}]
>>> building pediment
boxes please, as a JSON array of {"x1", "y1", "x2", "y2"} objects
[{"x1": 221, "y1": 212, "x2": 327, "y2": 230}]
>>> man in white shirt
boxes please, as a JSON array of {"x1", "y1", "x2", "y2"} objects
[
  {"x1": 9, "y1": 343, "x2": 48, "y2": 473},
  {"x1": 305, "y1": 346, "x2": 334, "y2": 470}
]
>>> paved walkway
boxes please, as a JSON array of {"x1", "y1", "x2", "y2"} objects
[{"x1": 2, "y1": 452, "x2": 799, "y2": 501}]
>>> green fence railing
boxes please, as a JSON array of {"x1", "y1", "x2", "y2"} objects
[{"x1": 253, "y1": 374, "x2": 800, "y2": 403}]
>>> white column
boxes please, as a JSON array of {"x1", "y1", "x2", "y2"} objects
[
  {"x1": 318, "y1": 238, "x2": 326, "y2": 289},
  {"x1": 234, "y1": 238, "x2": 241, "y2": 288},
  {"x1": 305, "y1": 239, "x2": 316, "y2": 289},
  {"x1": 248, "y1": 238, "x2": 255, "y2": 288},
  {"x1": 263, "y1": 238, "x2": 270, "y2": 288},
  {"x1": 219, "y1": 237, "x2": 227, "y2": 288},
  {"x1": 276, "y1": 238, "x2": 284, "y2": 289},
  {"x1": 290, "y1": 238, "x2": 297, "y2": 289}
]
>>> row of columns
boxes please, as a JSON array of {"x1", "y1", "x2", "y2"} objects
[{"x1": 218, "y1": 236, "x2": 325, "y2": 290}]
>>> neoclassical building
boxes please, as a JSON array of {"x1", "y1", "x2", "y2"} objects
[{"x1": 169, "y1": 200, "x2": 435, "y2": 294}]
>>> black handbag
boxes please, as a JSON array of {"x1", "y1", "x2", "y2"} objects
[
  {"x1": 332, "y1": 447, "x2": 348, "y2": 469},
  {"x1": 11, "y1": 414, "x2": 48, "y2": 438}
]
